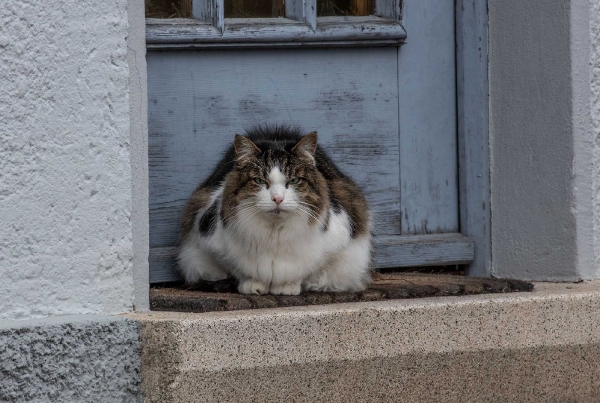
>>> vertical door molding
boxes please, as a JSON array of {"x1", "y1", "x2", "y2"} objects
[
  {"x1": 398, "y1": 0, "x2": 459, "y2": 236},
  {"x1": 193, "y1": 0, "x2": 224, "y2": 32},
  {"x1": 285, "y1": 0, "x2": 317, "y2": 30},
  {"x1": 375, "y1": 0, "x2": 400, "y2": 22},
  {"x1": 456, "y1": 0, "x2": 491, "y2": 277}
]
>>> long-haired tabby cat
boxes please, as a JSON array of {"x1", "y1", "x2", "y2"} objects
[{"x1": 178, "y1": 125, "x2": 372, "y2": 295}]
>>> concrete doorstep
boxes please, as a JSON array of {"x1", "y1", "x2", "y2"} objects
[{"x1": 126, "y1": 281, "x2": 600, "y2": 403}]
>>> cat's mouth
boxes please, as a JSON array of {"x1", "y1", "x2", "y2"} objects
[{"x1": 267, "y1": 206, "x2": 289, "y2": 217}]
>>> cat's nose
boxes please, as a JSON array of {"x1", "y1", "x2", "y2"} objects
[{"x1": 272, "y1": 195, "x2": 284, "y2": 205}]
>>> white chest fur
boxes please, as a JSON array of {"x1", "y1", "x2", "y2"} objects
[{"x1": 208, "y1": 201, "x2": 352, "y2": 285}]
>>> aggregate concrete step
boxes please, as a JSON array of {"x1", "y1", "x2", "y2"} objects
[{"x1": 128, "y1": 281, "x2": 600, "y2": 403}]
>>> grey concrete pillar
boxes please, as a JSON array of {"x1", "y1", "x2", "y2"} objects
[{"x1": 489, "y1": 0, "x2": 597, "y2": 280}]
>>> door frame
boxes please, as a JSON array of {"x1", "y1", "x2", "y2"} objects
[
  {"x1": 456, "y1": 0, "x2": 491, "y2": 277},
  {"x1": 142, "y1": 0, "x2": 492, "y2": 281}
]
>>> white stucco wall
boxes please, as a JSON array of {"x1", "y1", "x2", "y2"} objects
[
  {"x1": 0, "y1": 1, "x2": 136, "y2": 320},
  {"x1": 592, "y1": 0, "x2": 600, "y2": 278}
]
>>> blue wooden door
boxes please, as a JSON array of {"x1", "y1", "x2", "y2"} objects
[{"x1": 147, "y1": 1, "x2": 473, "y2": 283}]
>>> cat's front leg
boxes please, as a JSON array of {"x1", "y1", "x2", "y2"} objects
[
  {"x1": 302, "y1": 235, "x2": 371, "y2": 292},
  {"x1": 238, "y1": 279, "x2": 269, "y2": 295},
  {"x1": 268, "y1": 261, "x2": 303, "y2": 295},
  {"x1": 269, "y1": 282, "x2": 302, "y2": 296}
]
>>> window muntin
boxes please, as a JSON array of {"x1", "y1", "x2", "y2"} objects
[{"x1": 145, "y1": 0, "x2": 403, "y2": 48}]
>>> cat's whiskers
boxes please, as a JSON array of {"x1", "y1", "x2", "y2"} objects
[
  {"x1": 228, "y1": 205, "x2": 263, "y2": 233},
  {"x1": 295, "y1": 201, "x2": 321, "y2": 217},
  {"x1": 297, "y1": 206, "x2": 320, "y2": 221},
  {"x1": 228, "y1": 203, "x2": 259, "y2": 220},
  {"x1": 296, "y1": 201, "x2": 319, "y2": 211},
  {"x1": 295, "y1": 205, "x2": 325, "y2": 226},
  {"x1": 222, "y1": 207, "x2": 262, "y2": 234},
  {"x1": 222, "y1": 194, "x2": 324, "y2": 235},
  {"x1": 231, "y1": 211, "x2": 263, "y2": 236},
  {"x1": 221, "y1": 201, "x2": 257, "y2": 221}
]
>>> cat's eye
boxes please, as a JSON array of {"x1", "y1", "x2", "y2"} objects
[
  {"x1": 254, "y1": 178, "x2": 267, "y2": 185},
  {"x1": 287, "y1": 178, "x2": 300, "y2": 185}
]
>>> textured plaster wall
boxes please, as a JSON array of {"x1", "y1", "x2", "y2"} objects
[
  {"x1": 127, "y1": 0, "x2": 150, "y2": 311},
  {"x1": 0, "y1": 315, "x2": 141, "y2": 402},
  {"x1": 571, "y1": 0, "x2": 594, "y2": 279},
  {"x1": 592, "y1": 0, "x2": 600, "y2": 278},
  {"x1": 0, "y1": 0, "x2": 136, "y2": 319}
]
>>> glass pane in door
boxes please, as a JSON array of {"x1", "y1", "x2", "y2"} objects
[
  {"x1": 225, "y1": 0, "x2": 285, "y2": 18},
  {"x1": 318, "y1": 0, "x2": 374, "y2": 16},
  {"x1": 145, "y1": 0, "x2": 192, "y2": 18}
]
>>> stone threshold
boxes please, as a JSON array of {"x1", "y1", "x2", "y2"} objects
[
  {"x1": 149, "y1": 272, "x2": 533, "y2": 313},
  {"x1": 128, "y1": 281, "x2": 600, "y2": 403}
]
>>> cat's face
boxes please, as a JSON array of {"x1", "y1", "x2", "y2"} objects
[{"x1": 221, "y1": 132, "x2": 328, "y2": 225}]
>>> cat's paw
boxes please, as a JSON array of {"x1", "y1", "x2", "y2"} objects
[
  {"x1": 238, "y1": 280, "x2": 269, "y2": 295},
  {"x1": 269, "y1": 283, "x2": 302, "y2": 296}
]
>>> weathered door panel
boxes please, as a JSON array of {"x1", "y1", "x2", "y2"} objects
[
  {"x1": 148, "y1": 48, "x2": 401, "y2": 253},
  {"x1": 398, "y1": 0, "x2": 458, "y2": 235}
]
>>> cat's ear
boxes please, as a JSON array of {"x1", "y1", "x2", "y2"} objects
[
  {"x1": 292, "y1": 132, "x2": 318, "y2": 162},
  {"x1": 234, "y1": 135, "x2": 260, "y2": 162}
]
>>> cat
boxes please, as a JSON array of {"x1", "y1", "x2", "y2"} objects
[{"x1": 178, "y1": 125, "x2": 372, "y2": 295}]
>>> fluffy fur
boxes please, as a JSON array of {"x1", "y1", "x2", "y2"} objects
[{"x1": 178, "y1": 125, "x2": 372, "y2": 295}]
